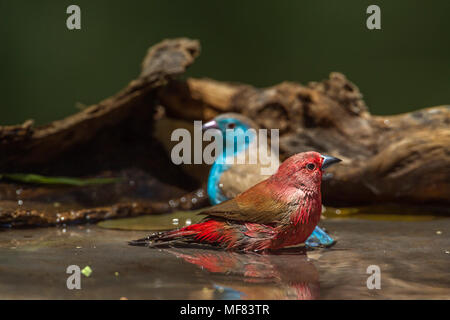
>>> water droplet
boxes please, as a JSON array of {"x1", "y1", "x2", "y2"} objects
[{"x1": 168, "y1": 200, "x2": 177, "y2": 207}]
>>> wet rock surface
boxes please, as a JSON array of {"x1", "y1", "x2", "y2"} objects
[{"x1": 0, "y1": 217, "x2": 448, "y2": 299}]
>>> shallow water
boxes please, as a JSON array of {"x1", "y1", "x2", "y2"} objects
[{"x1": 0, "y1": 213, "x2": 449, "y2": 299}]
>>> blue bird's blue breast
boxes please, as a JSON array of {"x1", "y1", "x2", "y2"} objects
[
  {"x1": 207, "y1": 154, "x2": 231, "y2": 205},
  {"x1": 207, "y1": 127, "x2": 254, "y2": 205}
]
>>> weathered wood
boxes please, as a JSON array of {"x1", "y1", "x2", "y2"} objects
[
  {"x1": 158, "y1": 74, "x2": 450, "y2": 207},
  {"x1": 0, "y1": 38, "x2": 208, "y2": 227},
  {"x1": 0, "y1": 38, "x2": 200, "y2": 174}
]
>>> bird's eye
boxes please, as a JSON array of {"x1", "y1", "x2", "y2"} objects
[
  {"x1": 227, "y1": 123, "x2": 236, "y2": 129},
  {"x1": 306, "y1": 163, "x2": 316, "y2": 170}
]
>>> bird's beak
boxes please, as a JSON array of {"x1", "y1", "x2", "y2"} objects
[
  {"x1": 321, "y1": 155, "x2": 342, "y2": 170},
  {"x1": 202, "y1": 120, "x2": 219, "y2": 131}
]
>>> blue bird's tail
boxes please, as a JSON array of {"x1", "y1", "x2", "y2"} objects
[{"x1": 305, "y1": 226, "x2": 336, "y2": 248}]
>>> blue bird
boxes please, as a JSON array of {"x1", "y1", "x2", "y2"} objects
[{"x1": 202, "y1": 113, "x2": 335, "y2": 248}]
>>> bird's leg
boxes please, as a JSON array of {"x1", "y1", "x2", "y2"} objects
[{"x1": 305, "y1": 226, "x2": 336, "y2": 248}]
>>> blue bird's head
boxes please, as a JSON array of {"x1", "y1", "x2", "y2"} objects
[{"x1": 202, "y1": 113, "x2": 257, "y2": 155}]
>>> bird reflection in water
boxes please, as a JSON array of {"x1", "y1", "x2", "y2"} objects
[{"x1": 164, "y1": 247, "x2": 320, "y2": 300}]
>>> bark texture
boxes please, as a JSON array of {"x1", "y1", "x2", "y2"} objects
[
  {"x1": 158, "y1": 76, "x2": 450, "y2": 207},
  {"x1": 0, "y1": 38, "x2": 208, "y2": 227}
]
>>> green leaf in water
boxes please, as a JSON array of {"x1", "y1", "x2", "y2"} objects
[
  {"x1": 0, "y1": 173, "x2": 120, "y2": 186},
  {"x1": 81, "y1": 266, "x2": 93, "y2": 277}
]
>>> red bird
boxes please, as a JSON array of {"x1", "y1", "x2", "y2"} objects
[{"x1": 130, "y1": 151, "x2": 341, "y2": 252}]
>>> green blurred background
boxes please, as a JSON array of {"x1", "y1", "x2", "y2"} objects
[{"x1": 1, "y1": 0, "x2": 449, "y2": 125}]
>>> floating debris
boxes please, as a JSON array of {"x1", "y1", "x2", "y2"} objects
[{"x1": 81, "y1": 266, "x2": 92, "y2": 277}]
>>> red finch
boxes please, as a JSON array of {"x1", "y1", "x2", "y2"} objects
[{"x1": 130, "y1": 151, "x2": 341, "y2": 252}]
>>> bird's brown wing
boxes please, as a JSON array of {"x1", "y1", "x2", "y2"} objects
[{"x1": 199, "y1": 180, "x2": 289, "y2": 224}]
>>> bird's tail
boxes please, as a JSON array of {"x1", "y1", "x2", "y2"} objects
[{"x1": 128, "y1": 219, "x2": 229, "y2": 248}]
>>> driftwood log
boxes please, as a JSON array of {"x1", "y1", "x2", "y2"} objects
[
  {"x1": 0, "y1": 38, "x2": 448, "y2": 227},
  {"x1": 158, "y1": 76, "x2": 450, "y2": 207},
  {"x1": 0, "y1": 38, "x2": 208, "y2": 227}
]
